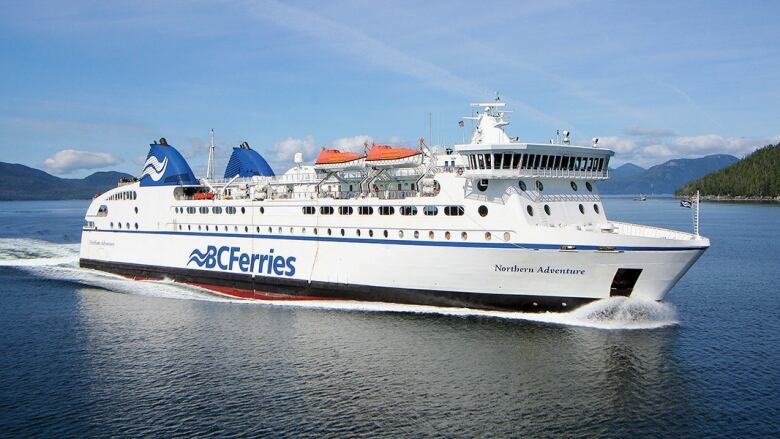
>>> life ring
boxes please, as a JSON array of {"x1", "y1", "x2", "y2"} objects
[
  {"x1": 456, "y1": 167, "x2": 464, "y2": 176},
  {"x1": 373, "y1": 186, "x2": 379, "y2": 193}
]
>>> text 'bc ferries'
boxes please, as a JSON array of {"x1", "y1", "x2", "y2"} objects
[{"x1": 80, "y1": 101, "x2": 710, "y2": 311}]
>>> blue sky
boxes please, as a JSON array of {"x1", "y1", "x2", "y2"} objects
[{"x1": 1, "y1": 0, "x2": 778, "y2": 176}]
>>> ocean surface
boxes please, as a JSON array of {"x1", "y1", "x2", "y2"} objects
[{"x1": 0, "y1": 197, "x2": 778, "y2": 437}]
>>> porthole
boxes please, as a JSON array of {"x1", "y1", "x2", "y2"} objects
[
  {"x1": 485, "y1": 232, "x2": 492, "y2": 241},
  {"x1": 327, "y1": 228, "x2": 332, "y2": 235},
  {"x1": 205, "y1": 225, "x2": 209, "y2": 231},
  {"x1": 134, "y1": 206, "x2": 138, "y2": 214},
  {"x1": 356, "y1": 229, "x2": 361, "y2": 237},
  {"x1": 369, "y1": 230, "x2": 374, "y2": 237},
  {"x1": 314, "y1": 228, "x2": 318, "y2": 235},
  {"x1": 570, "y1": 181, "x2": 578, "y2": 191},
  {"x1": 461, "y1": 232, "x2": 468, "y2": 240},
  {"x1": 527, "y1": 205, "x2": 534, "y2": 216},
  {"x1": 429, "y1": 231, "x2": 435, "y2": 239},
  {"x1": 188, "y1": 225, "x2": 191, "y2": 231},
  {"x1": 579, "y1": 204, "x2": 585, "y2": 214},
  {"x1": 477, "y1": 179, "x2": 489, "y2": 192},
  {"x1": 245, "y1": 226, "x2": 248, "y2": 233},
  {"x1": 535, "y1": 180, "x2": 544, "y2": 191},
  {"x1": 178, "y1": 225, "x2": 181, "y2": 230},
  {"x1": 383, "y1": 230, "x2": 388, "y2": 238},
  {"x1": 256, "y1": 226, "x2": 260, "y2": 233},
  {"x1": 544, "y1": 205, "x2": 551, "y2": 215},
  {"x1": 198, "y1": 225, "x2": 201, "y2": 231},
  {"x1": 302, "y1": 227, "x2": 307, "y2": 234},
  {"x1": 278, "y1": 227, "x2": 282, "y2": 233},
  {"x1": 519, "y1": 181, "x2": 527, "y2": 191},
  {"x1": 290, "y1": 227, "x2": 294, "y2": 234},
  {"x1": 268, "y1": 226, "x2": 272, "y2": 233},
  {"x1": 110, "y1": 222, "x2": 114, "y2": 228},
  {"x1": 259, "y1": 207, "x2": 265, "y2": 214},
  {"x1": 478, "y1": 205, "x2": 488, "y2": 217},
  {"x1": 594, "y1": 203, "x2": 600, "y2": 214},
  {"x1": 398, "y1": 230, "x2": 404, "y2": 238},
  {"x1": 340, "y1": 229, "x2": 345, "y2": 236},
  {"x1": 445, "y1": 231, "x2": 451, "y2": 240},
  {"x1": 414, "y1": 231, "x2": 420, "y2": 239},
  {"x1": 586, "y1": 181, "x2": 593, "y2": 192},
  {"x1": 503, "y1": 232, "x2": 510, "y2": 241},
  {"x1": 241, "y1": 207, "x2": 245, "y2": 214},
  {"x1": 117, "y1": 223, "x2": 122, "y2": 229}
]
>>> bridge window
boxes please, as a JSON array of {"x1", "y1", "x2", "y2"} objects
[
  {"x1": 477, "y1": 154, "x2": 485, "y2": 170},
  {"x1": 98, "y1": 205, "x2": 108, "y2": 217},
  {"x1": 359, "y1": 206, "x2": 373, "y2": 215},
  {"x1": 485, "y1": 154, "x2": 492, "y2": 169},
  {"x1": 320, "y1": 206, "x2": 334, "y2": 215},
  {"x1": 502, "y1": 153, "x2": 512, "y2": 169},
  {"x1": 512, "y1": 153, "x2": 522, "y2": 169},
  {"x1": 423, "y1": 206, "x2": 438, "y2": 216}
]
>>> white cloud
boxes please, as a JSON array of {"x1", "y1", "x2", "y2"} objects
[
  {"x1": 331, "y1": 135, "x2": 373, "y2": 151},
  {"x1": 272, "y1": 135, "x2": 317, "y2": 164},
  {"x1": 43, "y1": 149, "x2": 120, "y2": 174},
  {"x1": 602, "y1": 133, "x2": 780, "y2": 166}
]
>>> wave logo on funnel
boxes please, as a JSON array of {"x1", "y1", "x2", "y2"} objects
[{"x1": 141, "y1": 156, "x2": 168, "y2": 182}]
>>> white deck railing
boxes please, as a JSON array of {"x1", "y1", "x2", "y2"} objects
[{"x1": 609, "y1": 221, "x2": 698, "y2": 241}]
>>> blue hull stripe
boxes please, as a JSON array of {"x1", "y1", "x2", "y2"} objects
[{"x1": 86, "y1": 229, "x2": 706, "y2": 252}]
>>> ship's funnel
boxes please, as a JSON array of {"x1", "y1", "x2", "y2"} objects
[
  {"x1": 139, "y1": 139, "x2": 198, "y2": 187},
  {"x1": 223, "y1": 142, "x2": 275, "y2": 178}
]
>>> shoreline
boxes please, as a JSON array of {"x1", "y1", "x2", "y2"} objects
[{"x1": 677, "y1": 195, "x2": 780, "y2": 203}]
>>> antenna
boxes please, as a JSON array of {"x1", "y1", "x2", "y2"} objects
[{"x1": 207, "y1": 128, "x2": 216, "y2": 180}]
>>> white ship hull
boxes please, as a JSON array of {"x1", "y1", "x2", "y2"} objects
[{"x1": 80, "y1": 216, "x2": 705, "y2": 310}]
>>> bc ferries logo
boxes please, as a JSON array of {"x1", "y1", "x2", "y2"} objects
[
  {"x1": 140, "y1": 156, "x2": 168, "y2": 182},
  {"x1": 188, "y1": 245, "x2": 296, "y2": 277}
]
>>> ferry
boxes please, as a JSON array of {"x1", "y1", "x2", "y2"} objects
[{"x1": 79, "y1": 101, "x2": 710, "y2": 311}]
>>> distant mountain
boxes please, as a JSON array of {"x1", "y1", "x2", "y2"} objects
[
  {"x1": 599, "y1": 154, "x2": 739, "y2": 194},
  {"x1": 609, "y1": 163, "x2": 646, "y2": 180},
  {"x1": 0, "y1": 162, "x2": 133, "y2": 200},
  {"x1": 677, "y1": 143, "x2": 780, "y2": 198}
]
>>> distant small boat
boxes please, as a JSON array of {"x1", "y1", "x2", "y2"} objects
[{"x1": 634, "y1": 194, "x2": 647, "y2": 201}]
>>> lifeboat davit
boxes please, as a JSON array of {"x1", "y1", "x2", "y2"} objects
[
  {"x1": 314, "y1": 148, "x2": 366, "y2": 171},
  {"x1": 365, "y1": 145, "x2": 423, "y2": 168}
]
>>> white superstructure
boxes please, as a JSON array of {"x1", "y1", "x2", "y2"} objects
[{"x1": 79, "y1": 101, "x2": 709, "y2": 311}]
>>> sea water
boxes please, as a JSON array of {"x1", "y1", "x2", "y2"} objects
[{"x1": 0, "y1": 198, "x2": 778, "y2": 437}]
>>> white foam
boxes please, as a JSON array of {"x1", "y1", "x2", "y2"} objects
[{"x1": 2, "y1": 238, "x2": 678, "y2": 330}]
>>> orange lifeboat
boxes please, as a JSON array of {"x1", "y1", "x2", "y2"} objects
[
  {"x1": 314, "y1": 148, "x2": 366, "y2": 170},
  {"x1": 193, "y1": 191, "x2": 215, "y2": 200},
  {"x1": 365, "y1": 145, "x2": 422, "y2": 168}
]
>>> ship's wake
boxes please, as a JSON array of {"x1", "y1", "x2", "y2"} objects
[{"x1": 1, "y1": 238, "x2": 679, "y2": 330}]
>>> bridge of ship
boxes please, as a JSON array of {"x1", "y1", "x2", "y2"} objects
[{"x1": 456, "y1": 143, "x2": 614, "y2": 180}]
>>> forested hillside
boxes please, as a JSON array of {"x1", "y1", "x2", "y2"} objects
[{"x1": 676, "y1": 143, "x2": 780, "y2": 197}]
